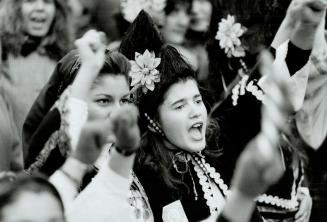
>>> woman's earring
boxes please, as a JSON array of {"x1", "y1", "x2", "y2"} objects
[{"x1": 172, "y1": 152, "x2": 189, "y2": 174}]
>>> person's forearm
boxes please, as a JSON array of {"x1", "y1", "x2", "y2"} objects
[
  {"x1": 49, "y1": 157, "x2": 88, "y2": 209},
  {"x1": 71, "y1": 64, "x2": 99, "y2": 100},
  {"x1": 108, "y1": 148, "x2": 135, "y2": 179}
]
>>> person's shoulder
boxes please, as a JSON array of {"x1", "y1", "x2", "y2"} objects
[{"x1": 54, "y1": 49, "x2": 81, "y2": 82}]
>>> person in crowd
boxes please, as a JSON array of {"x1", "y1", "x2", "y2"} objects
[
  {"x1": 24, "y1": 30, "x2": 131, "y2": 177},
  {"x1": 291, "y1": 4, "x2": 327, "y2": 221},
  {"x1": 22, "y1": 15, "x2": 158, "y2": 222},
  {"x1": 0, "y1": 0, "x2": 73, "y2": 155},
  {"x1": 185, "y1": 0, "x2": 213, "y2": 84},
  {"x1": 207, "y1": 0, "x2": 327, "y2": 221},
  {"x1": 0, "y1": 174, "x2": 65, "y2": 222},
  {"x1": 114, "y1": 9, "x2": 297, "y2": 221}
]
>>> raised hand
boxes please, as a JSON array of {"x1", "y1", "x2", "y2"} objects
[
  {"x1": 74, "y1": 29, "x2": 107, "y2": 72},
  {"x1": 231, "y1": 51, "x2": 292, "y2": 199},
  {"x1": 71, "y1": 30, "x2": 107, "y2": 100}
]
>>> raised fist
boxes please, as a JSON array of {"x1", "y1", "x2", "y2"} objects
[
  {"x1": 231, "y1": 51, "x2": 292, "y2": 198},
  {"x1": 111, "y1": 104, "x2": 141, "y2": 154},
  {"x1": 74, "y1": 29, "x2": 107, "y2": 71}
]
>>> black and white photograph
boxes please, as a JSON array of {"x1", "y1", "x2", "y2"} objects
[{"x1": 0, "y1": 0, "x2": 326, "y2": 221}]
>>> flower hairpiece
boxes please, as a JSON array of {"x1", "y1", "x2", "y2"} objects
[
  {"x1": 129, "y1": 50, "x2": 161, "y2": 94},
  {"x1": 215, "y1": 15, "x2": 247, "y2": 58},
  {"x1": 121, "y1": 0, "x2": 166, "y2": 25}
]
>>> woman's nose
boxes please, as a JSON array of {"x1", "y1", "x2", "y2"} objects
[
  {"x1": 191, "y1": 1, "x2": 201, "y2": 16},
  {"x1": 177, "y1": 11, "x2": 191, "y2": 27},
  {"x1": 189, "y1": 103, "x2": 201, "y2": 119},
  {"x1": 35, "y1": 0, "x2": 46, "y2": 10}
]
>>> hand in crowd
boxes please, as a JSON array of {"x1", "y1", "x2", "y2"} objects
[
  {"x1": 232, "y1": 51, "x2": 291, "y2": 198},
  {"x1": 71, "y1": 29, "x2": 108, "y2": 100},
  {"x1": 221, "y1": 51, "x2": 292, "y2": 222},
  {"x1": 71, "y1": 104, "x2": 140, "y2": 165},
  {"x1": 111, "y1": 104, "x2": 141, "y2": 154},
  {"x1": 74, "y1": 29, "x2": 107, "y2": 73}
]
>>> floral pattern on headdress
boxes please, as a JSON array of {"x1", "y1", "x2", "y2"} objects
[
  {"x1": 121, "y1": 0, "x2": 166, "y2": 25},
  {"x1": 129, "y1": 50, "x2": 161, "y2": 94},
  {"x1": 215, "y1": 15, "x2": 247, "y2": 58}
]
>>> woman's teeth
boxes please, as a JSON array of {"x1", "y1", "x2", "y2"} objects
[{"x1": 31, "y1": 17, "x2": 46, "y2": 23}]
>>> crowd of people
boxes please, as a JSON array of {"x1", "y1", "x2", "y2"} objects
[{"x1": 1, "y1": 0, "x2": 327, "y2": 221}]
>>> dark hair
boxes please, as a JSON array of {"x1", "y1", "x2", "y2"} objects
[
  {"x1": 0, "y1": 0, "x2": 74, "y2": 60},
  {"x1": 98, "y1": 51, "x2": 131, "y2": 79},
  {"x1": 91, "y1": 51, "x2": 131, "y2": 89},
  {"x1": 58, "y1": 50, "x2": 131, "y2": 94},
  {"x1": 164, "y1": 0, "x2": 193, "y2": 15},
  {"x1": 138, "y1": 45, "x2": 195, "y2": 119},
  {"x1": 0, "y1": 174, "x2": 64, "y2": 220}
]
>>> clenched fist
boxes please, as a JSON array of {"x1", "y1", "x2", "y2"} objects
[
  {"x1": 111, "y1": 104, "x2": 141, "y2": 154},
  {"x1": 74, "y1": 29, "x2": 107, "y2": 72}
]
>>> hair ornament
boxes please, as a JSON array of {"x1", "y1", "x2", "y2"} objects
[
  {"x1": 215, "y1": 14, "x2": 247, "y2": 58},
  {"x1": 129, "y1": 49, "x2": 161, "y2": 95}
]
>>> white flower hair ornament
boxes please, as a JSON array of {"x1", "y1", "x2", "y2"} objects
[
  {"x1": 129, "y1": 49, "x2": 161, "y2": 94},
  {"x1": 121, "y1": 0, "x2": 166, "y2": 25},
  {"x1": 215, "y1": 15, "x2": 247, "y2": 58}
]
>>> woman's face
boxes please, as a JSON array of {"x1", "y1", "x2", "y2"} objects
[
  {"x1": 87, "y1": 75, "x2": 130, "y2": 121},
  {"x1": 1, "y1": 191, "x2": 64, "y2": 222},
  {"x1": 190, "y1": 0, "x2": 212, "y2": 32},
  {"x1": 158, "y1": 79, "x2": 207, "y2": 153},
  {"x1": 161, "y1": 4, "x2": 191, "y2": 45},
  {"x1": 21, "y1": 0, "x2": 56, "y2": 37}
]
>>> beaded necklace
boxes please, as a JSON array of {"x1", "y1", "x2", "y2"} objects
[{"x1": 191, "y1": 154, "x2": 230, "y2": 215}]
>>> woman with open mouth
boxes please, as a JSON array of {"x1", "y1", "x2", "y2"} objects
[{"x1": 0, "y1": 0, "x2": 73, "y2": 157}]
